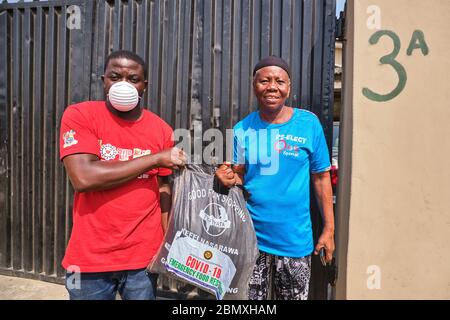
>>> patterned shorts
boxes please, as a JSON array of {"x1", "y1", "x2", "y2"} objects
[{"x1": 248, "y1": 251, "x2": 311, "y2": 300}]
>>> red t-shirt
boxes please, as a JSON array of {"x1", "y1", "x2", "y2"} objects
[{"x1": 59, "y1": 101, "x2": 173, "y2": 272}]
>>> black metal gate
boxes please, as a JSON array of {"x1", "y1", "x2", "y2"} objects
[{"x1": 0, "y1": 0, "x2": 336, "y2": 299}]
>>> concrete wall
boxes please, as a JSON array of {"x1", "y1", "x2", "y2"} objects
[{"x1": 336, "y1": 0, "x2": 450, "y2": 299}]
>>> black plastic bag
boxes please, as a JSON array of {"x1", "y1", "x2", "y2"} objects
[{"x1": 149, "y1": 164, "x2": 258, "y2": 300}]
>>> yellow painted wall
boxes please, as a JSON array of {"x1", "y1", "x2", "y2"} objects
[{"x1": 336, "y1": 0, "x2": 450, "y2": 299}]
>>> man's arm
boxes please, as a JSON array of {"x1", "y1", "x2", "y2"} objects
[
  {"x1": 312, "y1": 171, "x2": 335, "y2": 263},
  {"x1": 158, "y1": 176, "x2": 172, "y2": 234},
  {"x1": 63, "y1": 148, "x2": 185, "y2": 193}
]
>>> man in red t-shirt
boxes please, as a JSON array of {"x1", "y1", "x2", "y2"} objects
[{"x1": 60, "y1": 50, "x2": 186, "y2": 300}]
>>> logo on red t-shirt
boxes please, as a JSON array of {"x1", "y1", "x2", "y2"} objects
[
  {"x1": 100, "y1": 143, "x2": 118, "y2": 160},
  {"x1": 99, "y1": 141, "x2": 152, "y2": 161},
  {"x1": 63, "y1": 130, "x2": 78, "y2": 148}
]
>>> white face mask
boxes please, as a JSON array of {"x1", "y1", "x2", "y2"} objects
[{"x1": 107, "y1": 81, "x2": 140, "y2": 112}]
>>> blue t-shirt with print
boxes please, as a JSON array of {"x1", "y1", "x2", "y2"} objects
[{"x1": 233, "y1": 108, "x2": 331, "y2": 258}]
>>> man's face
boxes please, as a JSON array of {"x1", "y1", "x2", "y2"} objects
[
  {"x1": 253, "y1": 66, "x2": 290, "y2": 111},
  {"x1": 102, "y1": 57, "x2": 148, "y2": 96}
]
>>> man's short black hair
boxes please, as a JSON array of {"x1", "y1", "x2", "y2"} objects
[{"x1": 104, "y1": 50, "x2": 147, "y2": 79}]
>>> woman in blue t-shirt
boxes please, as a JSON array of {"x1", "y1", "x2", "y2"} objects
[{"x1": 216, "y1": 56, "x2": 335, "y2": 300}]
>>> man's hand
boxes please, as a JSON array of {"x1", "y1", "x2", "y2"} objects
[
  {"x1": 314, "y1": 228, "x2": 335, "y2": 264},
  {"x1": 155, "y1": 147, "x2": 187, "y2": 170},
  {"x1": 215, "y1": 163, "x2": 236, "y2": 188}
]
